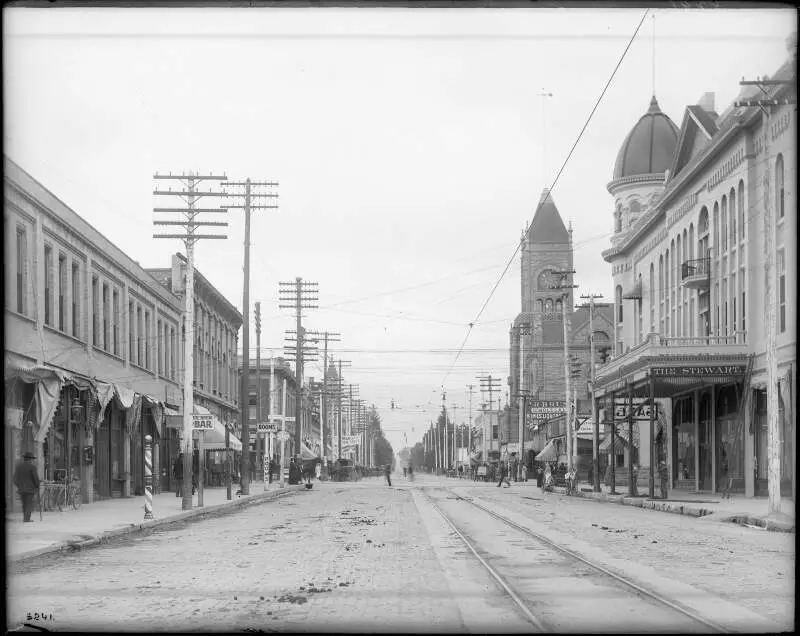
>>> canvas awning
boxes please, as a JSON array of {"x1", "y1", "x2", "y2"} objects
[
  {"x1": 535, "y1": 439, "x2": 559, "y2": 462},
  {"x1": 300, "y1": 443, "x2": 317, "y2": 460},
  {"x1": 193, "y1": 405, "x2": 242, "y2": 451}
]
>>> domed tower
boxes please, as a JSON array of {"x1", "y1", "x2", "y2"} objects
[{"x1": 608, "y1": 96, "x2": 679, "y2": 240}]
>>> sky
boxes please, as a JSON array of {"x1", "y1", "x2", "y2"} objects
[{"x1": 4, "y1": 5, "x2": 795, "y2": 453}]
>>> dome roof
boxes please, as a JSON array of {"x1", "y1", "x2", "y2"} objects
[{"x1": 612, "y1": 96, "x2": 679, "y2": 181}]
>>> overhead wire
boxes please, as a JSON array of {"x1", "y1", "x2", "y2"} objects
[{"x1": 441, "y1": 8, "x2": 652, "y2": 387}]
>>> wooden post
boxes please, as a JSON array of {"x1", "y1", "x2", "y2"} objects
[{"x1": 649, "y1": 375, "x2": 655, "y2": 499}]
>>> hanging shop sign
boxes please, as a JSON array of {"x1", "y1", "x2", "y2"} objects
[
  {"x1": 651, "y1": 365, "x2": 746, "y2": 377},
  {"x1": 614, "y1": 403, "x2": 659, "y2": 420},
  {"x1": 528, "y1": 400, "x2": 567, "y2": 416},
  {"x1": 192, "y1": 414, "x2": 214, "y2": 430},
  {"x1": 257, "y1": 422, "x2": 278, "y2": 433},
  {"x1": 276, "y1": 431, "x2": 291, "y2": 442}
]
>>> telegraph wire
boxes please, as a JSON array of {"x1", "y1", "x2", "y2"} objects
[{"x1": 441, "y1": 8, "x2": 652, "y2": 386}]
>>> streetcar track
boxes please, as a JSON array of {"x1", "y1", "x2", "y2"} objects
[{"x1": 424, "y1": 485, "x2": 729, "y2": 634}]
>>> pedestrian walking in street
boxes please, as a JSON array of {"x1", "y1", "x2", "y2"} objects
[
  {"x1": 720, "y1": 442, "x2": 731, "y2": 499},
  {"x1": 496, "y1": 461, "x2": 510, "y2": 488},
  {"x1": 536, "y1": 465, "x2": 544, "y2": 490},
  {"x1": 403, "y1": 466, "x2": 407, "y2": 478},
  {"x1": 384, "y1": 464, "x2": 392, "y2": 487},
  {"x1": 315, "y1": 460, "x2": 322, "y2": 481},
  {"x1": 268, "y1": 458, "x2": 277, "y2": 484},
  {"x1": 13, "y1": 452, "x2": 40, "y2": 523}
]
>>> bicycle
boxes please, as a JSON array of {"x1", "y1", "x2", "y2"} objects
[{"x1": 53, "y1": 469, "x2": 82, "y2": 511}]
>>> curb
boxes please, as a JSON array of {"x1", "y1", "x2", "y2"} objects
[
  {"x1": 9, "y1": 486, "x2": 303, "y2": 565},
  {"x1": 552, "y1": 487, "x2": 794, "y2": 532}
]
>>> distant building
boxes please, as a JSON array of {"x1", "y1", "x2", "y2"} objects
[
  {"x1": 501, "y1": 189, "x2": 613, "y2": 475},
  {"x1": 595, "y1": 35, "x2": 796, "y2": 498}
]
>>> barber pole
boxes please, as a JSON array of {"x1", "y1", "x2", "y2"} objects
[{"x1": 144, "y1": 435, "x2": 154, "y2": 520}]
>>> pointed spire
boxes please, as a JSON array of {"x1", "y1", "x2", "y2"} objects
[
  {"x1": 648, "y1": 95, "x2": 661, "y2": 114},
  {"x1": 529, "y1": 188, "x2": 569, "y2": 244}
]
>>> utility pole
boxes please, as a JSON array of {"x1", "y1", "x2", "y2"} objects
[
  {"x1": 153, "y1": 171, "x2": 228, "y2": 511},
  {"x1": 518, "y1": 321, "x2": 531, "y2": 479},
  {"x1": 451, "y1": 403, "x2": 459, "y2": 469},
  {"x1": 224, "y1": 177, "x2": 279, "y2": 495},
  {"x1": 335, "y1": 359, "x2": 352, "y2": 465},
  {"x1": 318, "y1": 331, "x2": 340, "y2": 479},
  {"x1": 466, "y1": 384, "x2": 475, "y2": 458},
  {"x1": 479, "y1": 374, "x2": 502, "y2": 466},
  {"x1": 254, "y1": 302, "x2": 262, "y2": 486},
  {"x1": 735, "y1": 79, "x2": 795, "y2": 514},
  {"x1": 581, "y1": 293, "x2": 604, "y2": 493},
  {"x1": 283, "y1": 327, "x2": 319, "y2": 448},
  {"x1": 441, "y1": 388, "x2": 449, "y2": 473},
  {"x1": 269, "y1": 351, "x2": 276, "y2": 490},
  {"x1": 279, "y1": 278, "x2": 319, "y2": 459},
  {"x1": 552, "y1": 270, "x2": 578, "y2": 472}
]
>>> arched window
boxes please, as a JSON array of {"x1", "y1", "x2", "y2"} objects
[
  {"x1": 629, "y1": 200, "x2": 641, "y2": 216},
  {"x1": 555, "y1": 299, "x2": 562, "y2": 313},
  {"x1": 616, "y1": 285, "x2": 623, "y2": 323},
  {"x1": 536, "y1": 299, "x2": 543, "y2": 313},
  {"x1": 659, "y1": 254, "x2": 665, "y2": 334},
  {"x1": 713, "y1": 202, "x2": 719, "y2": 256},
  {"x1": 737, "y1": 180, "x2": 745, "y2": 242},
  {"x1": 545, "y1": 298, "x2": 553, "y2": 312},
  {"x1": 615, "y1": 204, "x2": 622, "y2": 233},
  {"x1": 698, "y1": 207, "x2": 709, "y2": 260},
  {"x1": 689, "y1": 223, "x2": 694, "y2": 260},
  {"x1": 649, "y1": 263, "x2": 655, "y2": 333},
  {"x1": 776, "y1": 154, "x2": 785, "y2": 218},
  {"x1": 638, "y1": 273, "x2": 644, "y2": 344},
  {"x1": 729, "y1": 187, "x2": 736, "y2": 246},
  {"x1": 720, "y1": 196, "x2": 728, "y2": 252}
]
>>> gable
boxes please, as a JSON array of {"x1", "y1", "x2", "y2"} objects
[{"x1": 670, "y1": 106, "x2": 719, "y2": 180}]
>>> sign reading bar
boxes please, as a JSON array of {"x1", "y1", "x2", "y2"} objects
[
  {"x1": 528, "y1": 400, "x2": 567, "y2": 415},
  {"x1": 614, "y1": 403, "x2": 659, "y2": 420},
  {"x1": 652, "y1": 365, "x2": 745, "y2": 376},
  {"x1": 257, "y1": 422, "x2": 278, "y2": 433},
  {"x1": 192, "y1": 414, "x2": 214, "y2": 430}
]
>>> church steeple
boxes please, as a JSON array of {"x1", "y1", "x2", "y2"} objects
[{"x1": 527, "y1": 188, "x2": 569, "y2": 244}]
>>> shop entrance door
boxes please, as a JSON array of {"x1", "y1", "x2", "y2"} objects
[{"x1": 698, "y1": 392, "x2": 713, "y2": 491}]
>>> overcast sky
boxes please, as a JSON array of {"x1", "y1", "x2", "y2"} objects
[{"x1": 4, "y1": 6, "x2": 794, "y2": 452}]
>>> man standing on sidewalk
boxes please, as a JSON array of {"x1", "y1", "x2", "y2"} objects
[
  {"x1": 384, "y1": 464, "x2": 392, "y2": 487},
  {"x1": 13, "y1": 452, "x2": 40, "y2": 523}
]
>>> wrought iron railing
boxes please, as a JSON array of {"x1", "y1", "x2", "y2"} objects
[{"x1": 681, "y1": 257, "x2": 711, "y2": 281}]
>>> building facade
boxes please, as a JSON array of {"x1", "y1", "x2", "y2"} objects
[
  {"x1": 595, "y1": 38, "x2": 796, "y2": 499},
  {"x1": 506, "y1": 188, "x2": 614, "y2": 475},
  {"x1": 5, "y1": 157, "x2": 182, "y2": 509},
  {"x1": 146, "y1": 253, "x2": 242, "y2": 492}
]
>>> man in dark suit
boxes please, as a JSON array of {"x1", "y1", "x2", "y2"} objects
[{"x1": 13, "y1": 452, "x2": 40, "y2": 522}]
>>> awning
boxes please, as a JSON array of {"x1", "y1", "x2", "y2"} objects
[
  {"x1": 535, "y1": 439, "x2": 559, "y2": 462},
  {"x1": 300, "y1": 443, "x2": 316, "y2": 460},
  {"x1": 622, "y1": 281, "x2": 642, "y2": 300},
  {"x1": 599, "y1": 435, "x2": 627, "y2": 454},
  {"x1": 193, "y1": 405, "x2": 242, "y2": 451}
]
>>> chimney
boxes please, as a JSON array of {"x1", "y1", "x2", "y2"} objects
[{"x1": 697, "y1": 92, "x2": 715, "y2": 113}]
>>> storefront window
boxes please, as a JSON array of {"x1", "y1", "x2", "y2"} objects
[{"x1": 673, "y1": 398, "x2": 695, "y2": 483}]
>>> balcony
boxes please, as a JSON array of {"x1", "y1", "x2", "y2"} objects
[
  {"x1": 681, "y1": 257, "x2": 711, "y2": 290},
  {"x1": 594, "y1": 331, "x2": 749, "y2": 393}
]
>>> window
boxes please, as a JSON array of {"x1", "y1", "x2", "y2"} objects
[
  {"x1": 731, "y1": 273, "x2": 736, "y2": 336},
  {"x1": 170, "y1": 327, "x2": 176, "y2": 380},
  {"x1": 742, "y1": 291, "x2": 746, "y2": 334},
  {"x1": 112, "y1": 290, "x2": 119, "y2": 356},
  {"x1": 137, "y1": 306, "x2": 143, "y2": 366},
  {"x1": 689, "y1": 223, "x2": 694, "y2": 260},
  {"x1": 44, "y1": 245, "x2": 54, "y2": 326},
  {"x1": 102, "y1": 284, "x2": 109, "y2": 351},
  {"x1": 729, "y1": 188, "x2": 736, "y2": 246},
  {"x1": 720, "y1": 196, "x2": 728, "y2": 253},
  {"x1": 616, "y1": 285, "x2": 623, "y2": 323},
  {"x1": 776, "y1": 154, "x2": 785, "y2": 218},
  {"x1": 16, "y1": 226, "x2": 27, "y2": 315},
  {"x1": 555, "y1": 299, "x2": 562, "y2": 313},
  {"x1": 737, "y1": 181, "x2": 745, "y2": 242},
  {"x1": 92, "y1": 276, "x2": 99, "y2": 346},
  {"x1": 649, "y1": 263, "x2": 655, "y2": 333},
  {"x1": 536, "y1": 299, "x2": 543, "y2": 313},
  {"x1": 129, "y1": 302, "x2": 135, "y2": 361},
  {"x1": 145, "y1": 310, "x2": 151, "y2": 369},
  {"x1": 71, "y1": 262, "x2": 80, "y2": 338},
  {"x1": 713, "y1": 203, "x2": 719, "y2": 256},
  {"x1": 637, "y1": 273, "x2": 643, "y2": 344},
  {"x1": 58, "y1": 254, "x2": 67, "y2": 332},
  {"x1": 614, "y1": 204, "x2": 622, "y2": 233},
  {"x1": 659, "y1": 255, "x2": 664, "y2": 333},
  {"x1": 778, "y1": 249, "x2": 786, "y2": 333},
  {"x1": 158, "y1": 319, "x2": 163, "y2": 375},
  {"x1": 723, "y1": 278, "x2": 728, "y2": 337}
]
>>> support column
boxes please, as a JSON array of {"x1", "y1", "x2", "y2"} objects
[
  {"x1": 123, "y1": 426, "x2": 132, "y2": 498},
  {"x1": 711, "y1": 384, "x2": 716, "y2": 493},
  {"x1": 694, "y1": 389, "x2": 700, "y2": 492},
  {"x1": 744, "y1": 388, "x2": 755, "y2": 497}
]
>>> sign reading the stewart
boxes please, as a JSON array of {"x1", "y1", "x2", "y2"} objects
[
  {"x1": 652, "y1": 365, "x2": 745, "y2": 376},
  {"x1": 528, "y1": 400, "x2": 567, "y2": 415}
]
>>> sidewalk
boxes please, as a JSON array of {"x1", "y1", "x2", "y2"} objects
[
  {"x1": 6, "y1": 483, "x2": 304, "y2": 564},
  {"x1": 443, "y1": 476, "x2": 795, "y2": 533}
]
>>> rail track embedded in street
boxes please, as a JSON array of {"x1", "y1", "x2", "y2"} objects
[{"x1": 421, "y1": 485, "x2": 729, "y2": 634}]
